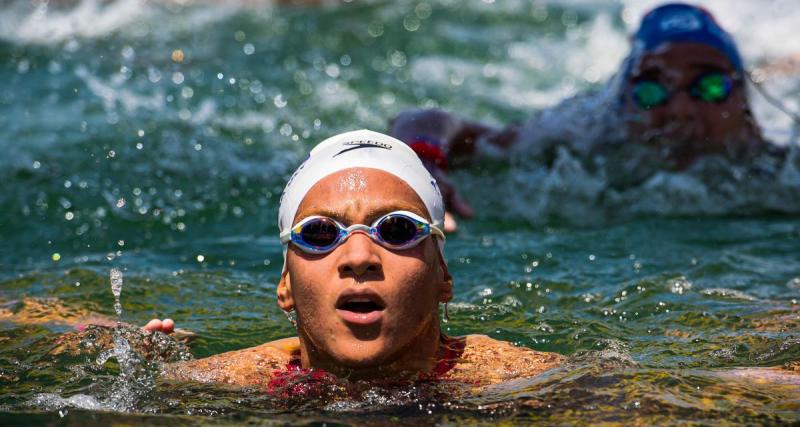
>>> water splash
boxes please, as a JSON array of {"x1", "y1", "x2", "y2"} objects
[{"x1": 110, "y1": 268, "x2": 123, "y2": 318}]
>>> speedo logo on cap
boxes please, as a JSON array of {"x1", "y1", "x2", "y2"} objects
[
  {"x1": 334, "y1": 139, "x2": 392, "y2": 156},
  {"x1": 659, "y1": 11, "x2": 702, "y2": 33}
]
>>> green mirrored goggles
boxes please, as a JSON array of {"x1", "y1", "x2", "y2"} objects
[{"x1": 631, "y1": 73, "x2": 735, "y2": 110}]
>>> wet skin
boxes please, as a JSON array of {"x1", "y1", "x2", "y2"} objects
[
  {"x1": 159, "y1": 168, "x2": 565, "y2": 386},
  {"x1": 277, "y1": 167, "x2": 452, "y2": 378},
  {"x1": 623, "y1": 42, "x2": 762, "y2": 165}
]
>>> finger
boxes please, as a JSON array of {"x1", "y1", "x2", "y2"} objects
[
  {"x1": 143, "y1": 318, "x2": 162, "y2": 331},
  {"x1": 444, "y1": 211, "x2": 458, "y2": 233},
  {"x1": 162, "y1": 318, "x2": 175, "y2": 334}
]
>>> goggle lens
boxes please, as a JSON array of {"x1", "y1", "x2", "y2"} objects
[
  {"x1": 632, "y1": 81, "x2": 669, "y2": 109},
  {"x1": 299, "y1": 217, "x2": 340, "y2": 249},
  {"x1": 691, "y1": 73, "x2": 731, "y2": 103},
  {"x1": 377, "y1": 214, "x2": 423, "y2": 245}
]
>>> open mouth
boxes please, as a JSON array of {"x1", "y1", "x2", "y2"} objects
[
  {"x1": 338, "y1": 298, "x2": 384, "y2": 313},
  {"x1": 335, "y1": 292, "x2": 386, "y2": 325}
]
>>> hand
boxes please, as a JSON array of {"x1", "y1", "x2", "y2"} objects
[
  {"x1": 429, "y1": 165, "x2": 474, "y2": 220},
  {"x1": 143, "y1": 318, "x2": 175, "y2": 334}
]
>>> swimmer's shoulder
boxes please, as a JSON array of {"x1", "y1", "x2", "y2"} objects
[
  {"x1": 449, "y1": 334, "x2": 564, "y2": 384},
  {"x1": 162, "y1": 336, "x2": 300, "y2": 387},
  {"x1": 714, "y1": 365, "x2": 800, "y2": 386}
]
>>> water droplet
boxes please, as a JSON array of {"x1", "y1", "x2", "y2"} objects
[
  {"x1": 171, "y1": 49, "x2": 185, "y2": 63},
  {"x1": 415, "y1": 2, "x2": 432, "y2": 19},
  {"x1": 273, "y1": 94, "x2": 287, "y2": 108},
  {"x1": 121, "y1": 45, "x2": 135, "y2": 60},
  {"x1": 243, "y1": 43, "x2": 255, "y2": 55},
  {"x1": 403, "y1": 15, "x2": 420, "y2": 31},
  {"x1": 110, "y1": 268, "x2": 123, "y2": 317},
  {"x1": 367, "y1": 21, "x2": 384, "y2": 38}
]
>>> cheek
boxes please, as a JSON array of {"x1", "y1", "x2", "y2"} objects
[
  {"x1": 287, "y1": 259, "x2": 335, "y2": 322},
  {"x1": 713, "y1": 97, "x2": 748, "y2": 126},
  {"x1": 384, "y1": 248, "x2": 442, "y2": 313}
]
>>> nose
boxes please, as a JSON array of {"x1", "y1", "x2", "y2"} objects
[
  {"x1": 337, "y1": 232, "x2": 382, "y2": 277},
  {"x1": 666, "y1": 91, "x2": 700, "y2": 125}
]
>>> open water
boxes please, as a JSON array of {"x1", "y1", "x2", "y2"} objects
[{"x1": 1, "y1": 0, "x2": 799, "y2": 425}]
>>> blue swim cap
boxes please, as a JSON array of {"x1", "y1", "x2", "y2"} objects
[{"x1": 630, "y1": 3, "x2": 743, "y2": 73}]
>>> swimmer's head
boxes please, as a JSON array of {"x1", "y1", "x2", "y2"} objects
[
  {"x1": 278, "y1": 129, "x2": 446, "y2": 269},
  {"x1": 628, "y1": 3, "x2": 743, "y2": 75},
  {"x1": 619, "y1": 3, "x2": 761, "y2": 162},
  {"x1": 276, "y1": 130, "x2": 452, "y2": 373}
]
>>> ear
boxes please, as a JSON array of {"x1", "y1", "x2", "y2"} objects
[
  {"x1": 437, "y1": 255, "x2": 453, "y2": 303},
  {"x1": 277, "y1": 270, "x2": 295, "y2": 312}
]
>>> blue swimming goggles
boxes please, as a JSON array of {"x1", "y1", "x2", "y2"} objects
[
  {"x1": 631, "y1": 72, "x2": 736, "y2": 110},
  {"x1": 280, "y1": 210, "x2": 445, "y2": 254}
]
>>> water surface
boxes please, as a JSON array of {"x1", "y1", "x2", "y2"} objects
[{"x1": 1, "y1": 0, "x2": 799, "y2": 424}]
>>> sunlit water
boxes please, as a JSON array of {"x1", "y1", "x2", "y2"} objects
[{"x1": 1, "y1": 0, "x2": 799, "y2": 424}]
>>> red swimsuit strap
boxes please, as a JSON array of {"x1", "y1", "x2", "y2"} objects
[
  {"x1": 431, "y1": 334, "x2": 465, "y2": 376},
  {"x1": 409, "y1": 136, "x2": 449, "y2": 171}
]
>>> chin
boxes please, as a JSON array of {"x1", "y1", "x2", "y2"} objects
[{"x1": 328, "y1": 339, "x2": 395, "y2": 368}]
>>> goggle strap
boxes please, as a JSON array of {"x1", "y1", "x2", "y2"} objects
[{"x1": 430, "y1": 225, "x2": 446, "y2": 242}]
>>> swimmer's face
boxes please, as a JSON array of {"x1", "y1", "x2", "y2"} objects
[
  {"x1": 277, "y1": 168, "x2": 451, "y2": 370},
  {"x1": 623, "y1": 42, "x2": 760, "y2": 161}
]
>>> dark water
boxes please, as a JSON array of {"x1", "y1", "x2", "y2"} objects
[{"x1": 1, "y1": 0, "x2": 799, "y2": 424}]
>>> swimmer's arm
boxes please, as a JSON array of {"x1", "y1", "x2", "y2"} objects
[
  {"x1": 389, "y1": 109, "x2": 516, "y2": 160},
  {"x1": 161, "y1": 337, "x2": 299, "y2": 387}
]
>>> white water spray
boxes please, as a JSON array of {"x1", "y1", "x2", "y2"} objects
[{"x1": 110, "y1": 268, "x2": 123, "y2": 318}]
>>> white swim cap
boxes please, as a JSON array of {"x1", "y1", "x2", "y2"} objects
[{"x1": 278, "y1": 129, "x2": 446, "y2": 266}]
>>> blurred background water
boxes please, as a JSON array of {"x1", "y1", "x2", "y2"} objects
[{"x1": 0, "y1": 0, "x2": 799, "y2": 424}]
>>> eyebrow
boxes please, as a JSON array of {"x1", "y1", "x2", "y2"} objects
[{"x1": 296, "y1": 202, "x2": 429, "y2": 224}]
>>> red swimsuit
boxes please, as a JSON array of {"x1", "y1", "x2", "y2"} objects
[{"x1": 266, "y1": 335, "x2": 466, "y2": 396}]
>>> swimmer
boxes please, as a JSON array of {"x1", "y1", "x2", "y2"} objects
[
  {"x1": 151, "y1": 129, "x2": 565, "y2": 388},
  {"x1": 619, "y1": 2, "x2": 763, "y2": 165},
  {"x1": 389, "y1": 2, "x2": 768, "y2": 220}
]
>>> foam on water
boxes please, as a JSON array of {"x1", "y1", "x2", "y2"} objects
[{"x1": 0, "y1": 0, "x2": 151, "y2": 44}]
